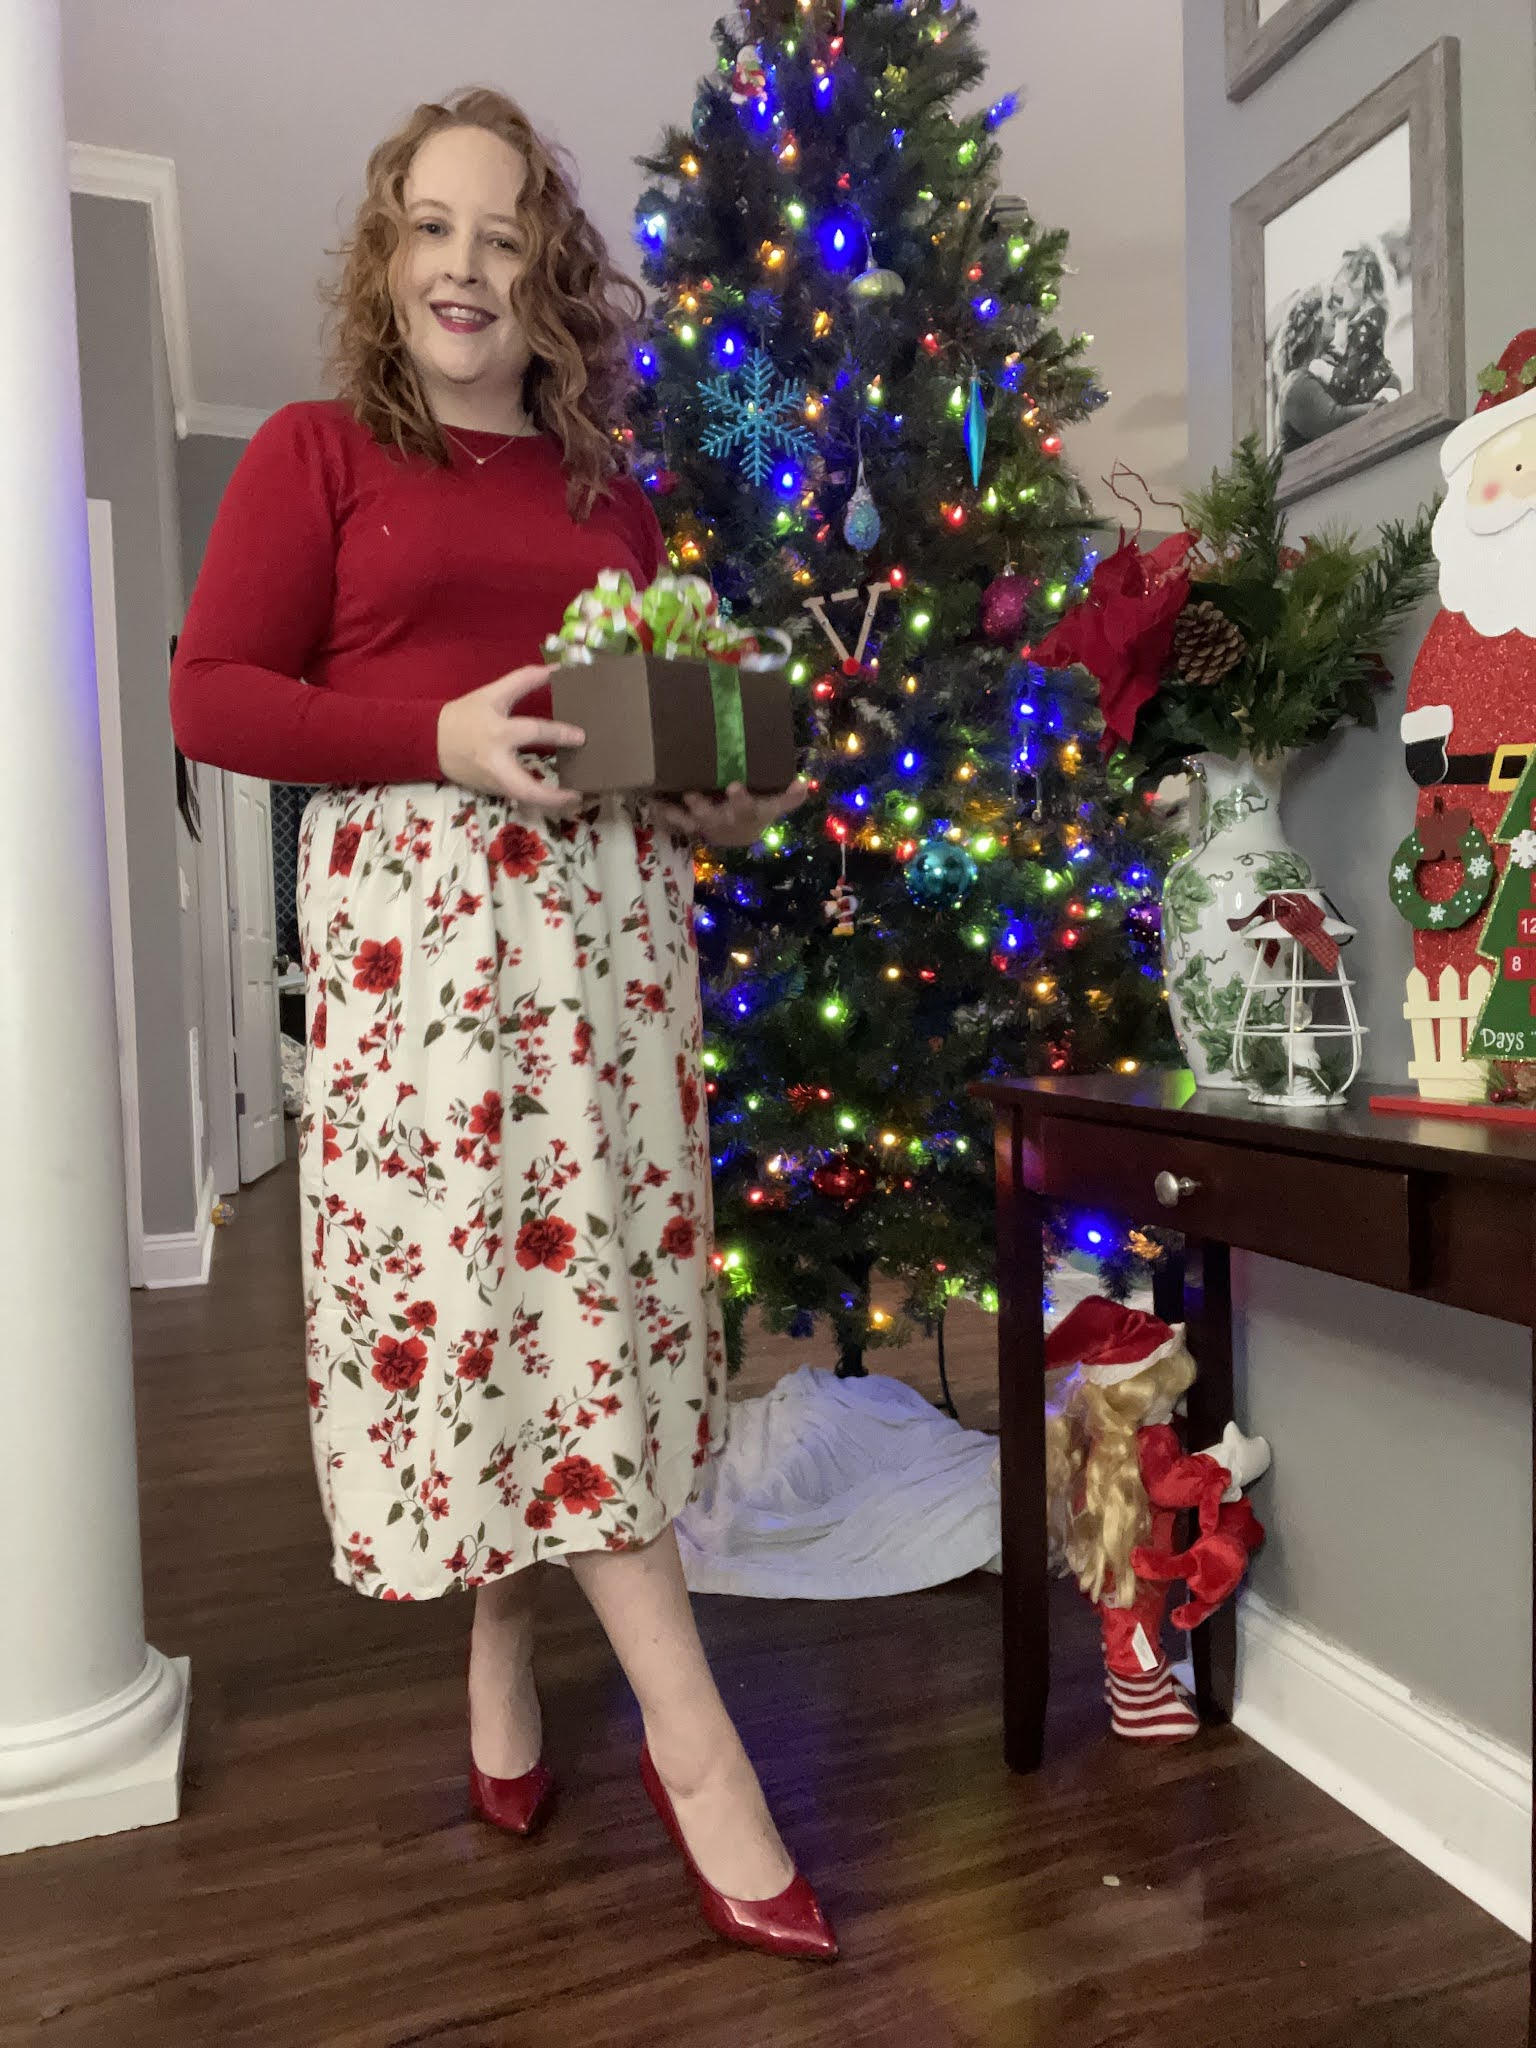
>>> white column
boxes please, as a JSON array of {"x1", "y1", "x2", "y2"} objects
[{"x1": 0, "y1": 0, "x2": 188, "y2": 1854}]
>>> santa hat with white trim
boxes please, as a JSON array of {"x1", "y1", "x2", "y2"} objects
[
  {"x1": 1441, "y1": 328, "x2": 1536, "y2": 479},
  {"x1": 1044, "y1": 1295, "x2": 1186, "y2": 1389}
]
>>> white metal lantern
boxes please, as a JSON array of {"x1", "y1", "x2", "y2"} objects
[{"x1": 1230, "y1": 890, "x2": 1366, "y2": 1108}]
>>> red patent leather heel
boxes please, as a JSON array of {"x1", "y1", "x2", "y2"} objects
[
  {"x1": 640, "y1": 1744, "x2": 839, "y2": 1961},
  {"x1": 468, "y1": 1746, "x2": 556, "y2": 1835}
]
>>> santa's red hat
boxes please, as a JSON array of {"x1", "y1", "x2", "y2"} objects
[
  {"x1": 1441, "y1": 329, "x2": 1536, "y2": 478},
  {"x1": 1045, "y1": 1295, "x2": 1186, "y2": 1388}
]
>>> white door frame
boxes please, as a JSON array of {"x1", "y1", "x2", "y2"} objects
[{"x1": 86, "y1": 499, "x2": 145, "y2": 1288}]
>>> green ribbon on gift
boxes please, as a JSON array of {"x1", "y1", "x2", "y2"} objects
[{"x1": 707, "y1": 661, "x2": 749, "y2": 787}]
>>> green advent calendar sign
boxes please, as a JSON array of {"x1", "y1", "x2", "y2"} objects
[{"x1": 1471, "y1": 750, "x2": 1536, "y2": 1061}]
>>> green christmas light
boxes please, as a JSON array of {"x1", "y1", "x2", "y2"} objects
[
  {"x1": 973, "y1": 834, "x2": 997, "y2": 857},
  {"x1": 901, "y1": 803, "x2": 921, "y2": 824},
  {"x1": 955, "y1": 1138, "x2": 971, "y2": 1154},
  {"x1": 907, "y1": 1138, "x2": 926, "y2": 1157},
  {"x1": 701, "y1": 1048, "x2": 723, "y2": 1070},
  {"x1": 1008, "y1": 236, "x2": 1031, "y2": 267},
  {"x1": 678, "y1": 323, "x2": 697, "y2": 346},
  {"x1": 867, "y1": 380, "x2": 884, "y2": 407},
  {"x1": 822, "y1": 995, "x2": 848, "y2": 1024},
  {"x1": 910, "y1": 610, "x2": 932, "y2": 635},
  {"x1": 837, "y1": 1111, "x2": 857, "y2": 1133},
  {"x1": 1045, "y1": 583, "x2": 1067, "y2": 607},
  {"x1": 761, "y1": 824, "x2": 785, "y2": 850},
  {"x1": 785, "y1": 199, "x2": 807, "y2": 227},
  {"x1": 947, "y1": 384, "x2": 966, "y2": 416},
  {"x1": 789, "y1": 659, "x2": 809, "y2": 682},
  {"x1": 1040, "y1": 871, "x2": 1061, "y2": 892},
  {"x1": 957, "y1": 138, "x2": 979, "y2": 166},
  {"x1": 981, "y1": 1285, "x2": 999, "y2": 1314},
  {"x1": 965, "y1": 927, "x2": 987, "y2": 948}
]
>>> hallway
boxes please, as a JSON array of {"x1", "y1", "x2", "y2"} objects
[{"x1": 0, "y1": 1147, "x2": 1524, "y2": 2048}]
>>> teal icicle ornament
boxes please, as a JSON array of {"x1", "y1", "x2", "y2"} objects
[{"x1": 964, "y1": 373, "x2": 988, "y2": 488}]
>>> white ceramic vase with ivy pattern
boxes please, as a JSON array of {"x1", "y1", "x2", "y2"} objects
[{"x1": 1162, "y1": 751, "x2": 1314, "y2": 1089}]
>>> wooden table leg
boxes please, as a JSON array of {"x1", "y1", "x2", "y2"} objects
[
  {"x1": 1182, "y1": 1238, "x2": 1236, "y2": 1723},
  {"x1": 995, "y1": 1108, "x2": 1048, "y2": 1774}
]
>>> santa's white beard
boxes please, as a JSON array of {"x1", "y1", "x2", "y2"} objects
[{"x1": 1434, "y1": 474, "x2": 1536, "y2": 639}]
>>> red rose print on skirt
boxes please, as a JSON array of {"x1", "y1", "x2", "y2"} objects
[
  {"x1": 469, "y1": 1092, "x2": 503, "y2": 1145},
  {"x1": 488, "y1": 822, "x2": 550, "y2": 881},
  {"x1": 515, "y1": 1216, "x2": 576, "y2": 1273},
  {"x1": 659, "y1": 1215, "x2": 697, "y2": 1261},
  {"x1": 542, "y1": 1454, "x2": 617, "y2": 1516},
  {"x1": 371, "y1": 1333, "x2": 429, "y2": 1391},
  {"x1": 524, "y1": 1497, "x2": 556, "y2": 1530},
  {"x1": 329, "y1": 822, "x2": 363, "y2": 877},
  {"x1": 352, "y1": 936, "x2": 403, "y2": 995}
]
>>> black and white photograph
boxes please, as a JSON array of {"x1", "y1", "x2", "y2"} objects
[
  {"x1": 1262, "y1": 122, "x2": 1412, "y2": 456},
  {"x1": 1232, "y1": 38, "x2": 1463, "y2": 502}
]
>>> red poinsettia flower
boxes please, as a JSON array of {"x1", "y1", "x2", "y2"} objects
[{"x1": 1033, "y1": 530, "x2": 1197, "y2": 751}]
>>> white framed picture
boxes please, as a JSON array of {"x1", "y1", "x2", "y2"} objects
[
  {"x1": 1232, "y1": 40, "x2": 1463, "y2": 502},
  {"x1": 1226, "y1": 0, "x2": 1355, "y2": 100}
]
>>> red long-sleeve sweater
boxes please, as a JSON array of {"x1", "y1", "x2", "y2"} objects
[{"x1": 170, "y1": 400, "x2": 665, "y2": 786}]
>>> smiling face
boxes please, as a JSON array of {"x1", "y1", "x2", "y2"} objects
[{"x1": 395, "y1": 124, "x2": 533, "y2": 424}]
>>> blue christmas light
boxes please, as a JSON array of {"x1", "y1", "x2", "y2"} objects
[
  {"x1": 998, "y1": 362, "x2": 1024, "y2": 392},
  {"x1": 695, "y1": 909, "x2": 715, "y2": 931},
  {"x1": 973, "y1": 296, "x2": 999, "y2": 321},
  {"x1": 775, "y1": 462, "x2": 801, "y2": 496},
  {"x1": 640, "y1": 212, "x2": 668, "y2": 251},
  {"x1": 713, "y1": 327, "x2": 748, "y2": 368},
  {"x1": 634, "y1": 345, "x2": 658, "y2": 379},
  {"x1": 1070, "y1": 845, "x2": 1093, "y2": 863},
  {"x1": 818, "y1": 212, "x2": 862, "y2": 270},
  {"x1": 815, "y1": 72, "x2": 835, "y2": 105},
  {"x1": 1015, "y1": 701, "x2": 1036, "y2": 719},
  {"x1": 1126, "y1": 867, "x2": 1152, "y2": 888},
  {"x1": 892, "y1": 128, "x2": 906, "y2": 149},
  {"x1": 851, "y1": 788, "x2": 870, "y2": 810},
  {"x1": 899, "y1": 749, "x2": 919, "y2": 773},
  {"x1": 986, "y1": 93, "x2": 1020, "y2": 128}
]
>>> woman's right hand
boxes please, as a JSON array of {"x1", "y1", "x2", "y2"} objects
[{"x1": 436, "y1": 664, "x2": 586, "y2": 812}]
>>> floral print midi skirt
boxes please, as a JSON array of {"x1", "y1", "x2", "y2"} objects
[{"x1": 297, "y1": 781, "x2": 728, "y2": 1600}]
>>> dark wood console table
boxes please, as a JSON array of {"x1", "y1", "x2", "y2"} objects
[{"x1": 971, "y1": 1071, "x2": 1535, "y2": 2030}]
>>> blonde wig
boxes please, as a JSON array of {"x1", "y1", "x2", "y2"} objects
[
  {"x1": 1045, "y1": 1342, "x2": 1197, "y2": 1608},
  {"x1": 326, "y1": 87, "x2": 645, "y2": 517}
]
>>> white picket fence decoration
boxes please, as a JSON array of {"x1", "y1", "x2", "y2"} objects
[{"x1": 1404, "y1": 964, "x2": 1494, "y2": 1101}]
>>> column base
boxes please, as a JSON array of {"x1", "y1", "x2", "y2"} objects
[{"x1": 0, "y1": 1654, "x2": 190, "y2": 1856}]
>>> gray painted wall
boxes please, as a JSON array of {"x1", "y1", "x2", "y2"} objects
[
  {"x1": 1183, "y1": 0, "x2": 1536, "y2": 1747},
  {"x1": 177, "y1": 435, "x2": 245, "y2": 588},
  {"x1": 72, "y1": 192, "x2": 203, "y2": 1238}
]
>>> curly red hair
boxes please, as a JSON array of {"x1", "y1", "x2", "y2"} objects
[{"x1": 325, "y1": 87, "x2": 644, "y2": 516}]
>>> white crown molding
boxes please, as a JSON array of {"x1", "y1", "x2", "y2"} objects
[
  {"x1": 183, "y1": 400, "x2": 272, "y2": 442},
  {"x1": 67, "y1": 142, "x2": 194, "y2": 439}
]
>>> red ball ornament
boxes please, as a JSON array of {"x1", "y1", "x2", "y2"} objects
[
  {"x1": 650, "y1": 469, "x2": 680, "y2": 496},
  {"x1": 812, "y1": 1158, "x2": 873, "y2": 1205},
  {"x1": 980, "y1": 567, "x2": 1029, "y2": 643}
]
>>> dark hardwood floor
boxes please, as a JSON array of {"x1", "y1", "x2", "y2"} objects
[{"x1": 0, "y1": 1134, "x2": 1524, "y2": 2047}]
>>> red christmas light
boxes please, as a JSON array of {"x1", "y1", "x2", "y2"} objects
[
  {"x1": 888, "y1": 565, "x2": 907, "y2": 588},
  {"x1": 943, "y1": 503, "x2": 967, "y2": 529},
  {"x1": 827, "y1": 815, "x2": 851, "y2": 843},
  {"x1": 1060, "y1": 928, "x2": 1082, "y2": 949},
  {"x1": 1067, "y1": 899, "x2": 1086, "y2": 919},
  {"x1": 921, "y1": 332, "x2": 942, "y2": 355},
  {"x1": 747, "y1": 1188, "x2": 765, "y2": 1205},
  {"x1": 896, "y1": 839, "x2": 918, "y2": 862},
  {"x1": 813, "y1": 676, "x2": 837, "y2": 700},
  {"x1": 837, "y1": 172, "x2": 852, "y2": 191},
  {"x1": 918, "y1": 968, "x2": 937, "y2": 983},
  {"x1": 1040, "y1": 433, "x2": 1064, "y2": 458},
  {"x1": 967, "y1": 263, "x2": 984, "y2": 283}
]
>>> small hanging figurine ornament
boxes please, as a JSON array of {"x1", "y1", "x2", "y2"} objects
[
  {"x1": 802, "y1": 577, "x2": 896, "y2": 675},
  {"x1": 823, "y1": 842, "x2": 858, "y2": 936},
  {"x1": 728, "y1": 43, "x2": 768, "y2": 103}
]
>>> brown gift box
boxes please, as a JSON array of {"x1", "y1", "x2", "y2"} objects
[{"x1": 550, "y1": 652, "x2": 798, "y2": 797}]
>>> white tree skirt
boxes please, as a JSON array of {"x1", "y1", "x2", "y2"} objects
[{"x1": 675, "y1": 1262, "x2": 1130, "y2": 1601}]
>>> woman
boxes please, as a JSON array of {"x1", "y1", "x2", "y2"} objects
[
  {"x1": 170, "y1": 89, "x2": 830, "y2": 1962},
  {"x1": 1274, "y1": 285, "x2": 1385, "y2": 454}
]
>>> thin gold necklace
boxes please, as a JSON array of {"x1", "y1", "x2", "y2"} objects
[{"x1": 443, "y1": 425, "x2": 531, "y2": 468}]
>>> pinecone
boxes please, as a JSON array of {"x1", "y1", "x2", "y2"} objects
[{"x1": 1172, "y1": 601, "x2": 1246, "y2": 686}]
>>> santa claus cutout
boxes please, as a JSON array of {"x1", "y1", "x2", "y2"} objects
[{"x1": 1397, "y1": 330, "x2": 1536, "y2": 1099}]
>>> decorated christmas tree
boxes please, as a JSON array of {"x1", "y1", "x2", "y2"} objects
[
  {"x1": 628, "y1": 0, "x2": 1174, "y2": 1371},
  {"x1": 1469, "y1": 753, "x2": 1536, "y2": 1064}
]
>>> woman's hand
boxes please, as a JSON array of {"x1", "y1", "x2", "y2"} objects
[
  {"x1": 651, "y1": 778, "x2": 811, "y2": 847},
  {"x1": 437, "y1": 665, "x2": 586, "y2": 811}
]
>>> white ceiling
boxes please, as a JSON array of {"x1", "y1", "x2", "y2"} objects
[{"x1": 61, "y1": 0, "x2": 1188, "y2": 503}]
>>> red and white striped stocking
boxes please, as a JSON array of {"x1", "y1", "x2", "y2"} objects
[{"x1": 1100, "y1": 1589, "x2": 1200, "y2": 1744}]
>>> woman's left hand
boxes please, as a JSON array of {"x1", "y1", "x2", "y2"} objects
[{"x1": 652, "y1": 778, "x2": 811, "y2": 847}]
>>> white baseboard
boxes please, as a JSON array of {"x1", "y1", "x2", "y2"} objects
[
  {"x1": 0, "y1": 1655, "x2": 190, "y2": 1856},
  {"x1": 1234, "y1": 1591, "x2": 1531, "y2": 1938},
  {"x1": 140, "y1": 1169, "x2": 217, "y2": 1290}
]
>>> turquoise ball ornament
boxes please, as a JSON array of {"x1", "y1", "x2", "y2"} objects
[{"x1": 905, "y1": 840, "x2": 979, "y2": 908}]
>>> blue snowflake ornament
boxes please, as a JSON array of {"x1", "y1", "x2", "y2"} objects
[{"x1": 698, "y1": 348, "x2": 816, "y2": 484}]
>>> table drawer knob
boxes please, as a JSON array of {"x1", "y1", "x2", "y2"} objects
[{"x1": 1154, "y1": 1171, "x2": 1200, "y2": 1208}]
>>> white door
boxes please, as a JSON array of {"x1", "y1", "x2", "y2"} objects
[
  {"x1": 86, "y1": 499, "x2": 146, "y2": 1286},
  {"x1": 224, "y1": 773, "x2": 286, "y2": 1181}
]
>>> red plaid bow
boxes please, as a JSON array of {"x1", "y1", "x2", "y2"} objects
[{"x1": 1228, "y1": 891, "x2": 1340, "y2": 973}]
